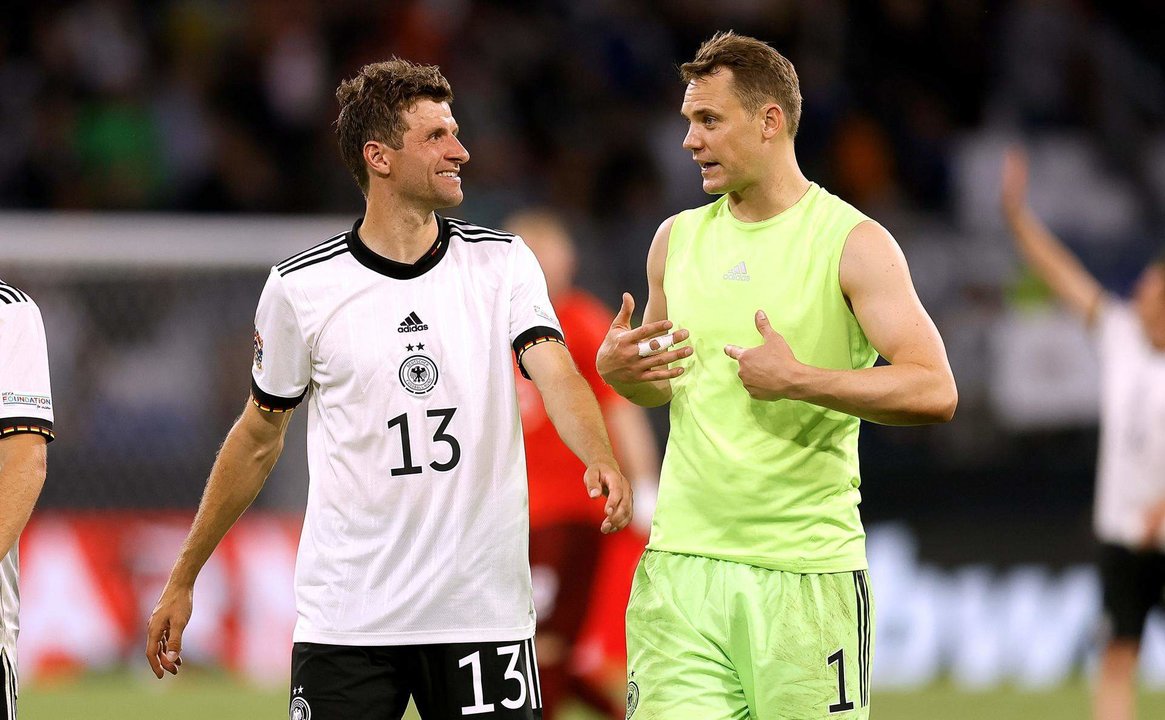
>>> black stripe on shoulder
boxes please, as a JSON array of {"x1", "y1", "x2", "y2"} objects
[
  {"x1": 0, "y1": 284, "x2": 30, "y2": 304},
  {"x1": 275, "y1": 233, "x2": 348, "y2": 272},
  {"x1": 0, "y1": 416, "x2": 54, "y2": 443},
  {"x1": 446, "y1": 217, "x2": 516, "y2": 244},
  {"x1": 278, "y1": 246, "x2": 351, "y2": 276}
]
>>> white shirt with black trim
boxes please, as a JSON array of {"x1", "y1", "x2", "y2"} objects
[
  {"x1": 1093, "y1": 301, "x2": 1165, "y2": 548},
  {"x1": 252, "y1": 216, "x2": 564, "y2": 646},
  {"x1": 0, "y1": 280, "x2": 54, "y2": 678}
]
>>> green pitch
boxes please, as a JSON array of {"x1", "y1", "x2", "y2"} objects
[{"x1": 16, "y1": 671, "x2": 1165, "y2": 720}]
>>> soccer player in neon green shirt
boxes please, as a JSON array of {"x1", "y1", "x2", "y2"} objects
[{"x1": 597, "y1": 32, "x2": 958, "y2": 719}]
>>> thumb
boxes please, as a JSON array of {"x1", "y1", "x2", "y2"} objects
[
  {"x1": 755, "y1": 309, "x2": 776, "y2": 338},
  {"x1": 166, "y1": 622, "x2": 185, "y2": 661},
  {"x1": 583, "y1": 466, "x2": 604, "y2": 498},
  {"x1": 724, "y1": 344, "x2": 745, "y2": 360},
  {"x1": 613, "y1": 293, "x2": 635, "y2": 329}
]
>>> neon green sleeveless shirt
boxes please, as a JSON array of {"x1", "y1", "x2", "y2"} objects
[{"x1": 651, "y1": 183, "x2": 876, "y2": 573}]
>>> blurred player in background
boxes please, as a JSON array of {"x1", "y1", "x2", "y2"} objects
[
  {"x1": 1001, "y1": 148, "x2": 1165, "y2": 720},
  {"x1": 504, "y1": 209, "x2": 659, "y2": 719},
  {"x1": 0, "y1": 280, "x2": 54, "y2": 720},
  {"x1": 598, "y1": 32, "x2": 957, "y2": 718},
  {"x1": 145, "y1": 58, "x2": 632, "y2": 719}
]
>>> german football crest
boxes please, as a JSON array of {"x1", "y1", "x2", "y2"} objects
[
  {"x1": 290, "y1": 696, "x2": 311, "y2": 720},
  {"x1": 625, "y1": 679, "x2": 640, "y2": 718},
  {"x1": 399, "y1": 354, "x2": 439, "y2": 395}
]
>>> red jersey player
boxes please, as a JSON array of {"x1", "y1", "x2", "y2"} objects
[{"x1": 506, "y1": 210, "x2": 659, "y2": 718}]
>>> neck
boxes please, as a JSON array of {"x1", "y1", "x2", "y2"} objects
[
  {"x1": 359, "y1": 190, "x2": 441, "y2": 264},
  {"x1": 726, "y1": 145, "x2": 811, "y2": 223}
]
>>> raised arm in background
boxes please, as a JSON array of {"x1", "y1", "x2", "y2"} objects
[{"x1": 1001, "y1": 147, "x2": 1106, "y2": 326}]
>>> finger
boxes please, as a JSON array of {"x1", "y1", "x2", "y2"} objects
[
  {"x1": 622, "y1": 319, "x2": 675, "y2": 344},
  {"x1": 637, "y1": 345, "x2": 693, "y2": 368},
  {"x1": 162, "y1": 620, "x2": 186, "y2": 675},
  {"x1": 724, "y1": 344, "x2": 744, "y2": 360},
  {"x1": 603, "y1": 474, "x2": 625, "y2": 519},
  {"x1": 639, "y1": 367, "x2": 685, "y2": 382},
  {"x1": 582, "y1": 467, "x2": 603, "y2": 499},
  {"x1": 606, "y1": 484, "x2": 633, "y2": 531},
  {"x1": 612, "y1": 293, "x2": 635, "y2": 330},
  {"x1": 637, "y1": 332, "x2": 676, "y2": 357},
  {"x1": 754, "y1": 310, "x2": 776, "y2": 338},
  {"x1": 146, "y1": 620, "x2": 165, "y2": 679}
]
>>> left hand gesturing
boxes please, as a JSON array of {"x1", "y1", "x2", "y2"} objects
[{"x1": 724, "y1": 310, "x2": 804, "y2": 401}]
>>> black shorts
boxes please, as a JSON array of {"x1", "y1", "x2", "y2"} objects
[
  {"x1": 1, "y1": 648, "x2": 15, "y2": 720},
  {"x1": 290, "y1": 638, "x2": 543, "y2": 719},
  {"x1": 1099, "y1": 543, "x2": 1165, "y2": 641}
]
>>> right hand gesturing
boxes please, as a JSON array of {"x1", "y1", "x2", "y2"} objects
[{"x1": 596, "y1": 293, "x2": 692, "y2": 386}]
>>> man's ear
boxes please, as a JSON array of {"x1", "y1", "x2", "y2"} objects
[
  {"x1": 760, "y1": 103, "x2": 784, "y2": 139},
  {"x1": 364, "y1": 140, "x2": 391, "y2": 179}
]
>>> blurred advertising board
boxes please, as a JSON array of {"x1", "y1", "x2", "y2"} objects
[{"x1": 14, "y1": 516, "x2": 1165, "y2": 689}]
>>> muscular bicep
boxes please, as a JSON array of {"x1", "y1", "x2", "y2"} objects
[
  {"x1": 521, "y1": 339, "x2": 579, "y2": 394},
  {"x1": 0, "y1": 432, "x2": 47, "y2": 476},
  {"x1": 642, "y1": 216, "x2": 676, "y2": 326},
  {"x1": 840, "y1": 221, "x2": 951, "y2": 370}
]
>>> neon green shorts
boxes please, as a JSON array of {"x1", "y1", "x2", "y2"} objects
[{"x1": 625, "y1": 550, "x2": 873, "y2": 720}]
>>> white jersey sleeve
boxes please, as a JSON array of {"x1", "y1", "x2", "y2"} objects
[
  {"x1": 251, "y1": 268, "x2": 311, "y2": 412},
  {"x1": 0, "y1": 286, "x2": 54, "y2": 441},
  {"x1": 508, "y1": 237, "x2": 565, "y2": 378}
]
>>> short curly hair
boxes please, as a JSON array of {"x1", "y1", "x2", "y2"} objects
[
  {"x1": 680, "y1": 31, "x2": 802, "y2": 139},
  {"x1": 334, "y1": 58, "x2": 454, "y2": 193}
]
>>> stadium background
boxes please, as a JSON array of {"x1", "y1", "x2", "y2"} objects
[{"x1": 2, "y1": 1, "x2": 1165, "y2": 718}]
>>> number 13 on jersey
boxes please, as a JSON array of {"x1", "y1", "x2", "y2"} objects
[{"x1": 387, "y1": 407, "x2": 460, "y2": 476}]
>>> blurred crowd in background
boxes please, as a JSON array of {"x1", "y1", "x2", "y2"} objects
[{"x1": 2, "y1": 0, "x2": 1165, "y2": 565}]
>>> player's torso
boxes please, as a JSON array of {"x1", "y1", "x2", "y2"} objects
[
  {"x1": 1095, "y1": 305, "x2": 1165, "y2": 544},
  {"x1": 281, "y1": 223, "x2": 534, "y2": 643},
  {"x1": 654, "y1": 185, "x2": 875, "y2": 572}
]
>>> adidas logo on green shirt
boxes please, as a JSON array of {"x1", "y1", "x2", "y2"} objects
[{"x1": 722, "y1": 261, "x2": 750, "y2": 281}]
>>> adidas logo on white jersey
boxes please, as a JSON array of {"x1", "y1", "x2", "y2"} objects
[
  {"x1": 397, "y1": 311, "x2": 429, "y2": 333},
  {"x1": 723, "y1": 261, "x2": 751, "y2": 281}
]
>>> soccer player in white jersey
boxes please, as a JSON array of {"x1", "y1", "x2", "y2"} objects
[
  {"x1": 0, "y1": 280, "x2": 54, "y2": 720},
  {"x1": 1002, "y1": 149, "x2": 1165, "y2": 720},
  {"x1": 145, "y1": 59, "x2": 632, "y2": 719}
]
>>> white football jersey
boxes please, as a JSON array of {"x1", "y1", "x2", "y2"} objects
[
  {"x1": 1093, "y1": 301, "x2": 1165, "y2": 548},
  {"x1": 0, "y1": 280, "x2": 55, "y2": 679},
  {"x1": 252, "y1": 216, "x2": 564, "y2": 646}
]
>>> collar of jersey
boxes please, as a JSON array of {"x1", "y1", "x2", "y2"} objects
[{"x1": 346, "y1": 216, "x2": 450, "y2": 279}]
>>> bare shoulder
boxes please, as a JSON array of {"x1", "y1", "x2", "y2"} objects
[
  {"x1": 648, "y1": 214, "x2": 679, "y2": 259},
  {"x1": 839, "y1": 220, "x2": 911, "y2": 296}
]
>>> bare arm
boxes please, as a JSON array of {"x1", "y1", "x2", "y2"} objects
[
  {"x1": 522, "y1": 341, "x2": 632, "y2": 534},
  {"x1": 0, "y1": 434, "x2": 47, "y2": 558},
  {"x1": 604, "y1": 402, "x2": 660, "y2": 481},
  {"x1": 146, "y1": 400, "x2": 293, "y2": 678},
  {"x1": 596, "y1": 216, "x2": 692, "y2": 407},
  {"x1": 726, "y1": 221, "x2": 957, "y2": 425},
  {"x1": 1001, "y1": 148, "x2": 1105, "y2": 325}
]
